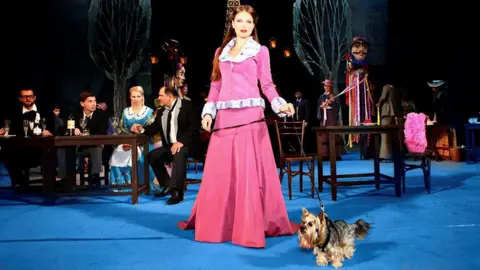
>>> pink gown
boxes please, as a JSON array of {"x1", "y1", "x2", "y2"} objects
[{"x1": 178, "y1": 37, "x2": 299, "y2": 248}]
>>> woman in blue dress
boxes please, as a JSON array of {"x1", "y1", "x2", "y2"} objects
[{"x1": 109, "y1": 86, "x2": 160, "y2": 192}]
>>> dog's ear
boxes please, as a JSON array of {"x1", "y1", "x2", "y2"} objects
[
  {"x1": 302, "y1": 207, "x2": 309, "y2": 216},
  {"x1": 317, "y1": 211, "x2": 325, "y2": 224}
]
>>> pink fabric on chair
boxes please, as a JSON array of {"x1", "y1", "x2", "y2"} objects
[{"x1": 404, "y1": 112, "x2": 428, "y2": 153}]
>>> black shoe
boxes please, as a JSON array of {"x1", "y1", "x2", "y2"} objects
[
  {"x1": 154, "y1": 186, "x2": 173, "y2": 197},
  {"x1": 89, "y1": 174, "x2": 101, "y2": 189},
  {"x1": 167, "y1": 189, "x2": 184, "y2": 205}
]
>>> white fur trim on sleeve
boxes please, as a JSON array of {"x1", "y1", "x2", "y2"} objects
[
  {"x1": 201, "y1": 102, "x2": 217, "y2": 119},
  {"x1": 271, "y1": 97, "x2": 287, "y2": 117}
]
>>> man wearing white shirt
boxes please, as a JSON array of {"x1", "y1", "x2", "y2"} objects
[
  {"x1": 0, "y1": 88, "x2": 53, "y2": 189},
  {"x1": 131, "y1": 86, "x2": 201, "y2": 205}
]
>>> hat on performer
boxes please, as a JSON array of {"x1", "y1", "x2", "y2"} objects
[
  {"x1": 427, "y1": 80, "x2": 445, "y2": 88},
  {"x1": 322, "y1": 79, "x2": 333, "y2": 87},
  {"x1": 352, "y1": 36, "x2": 369, "y2": 46}
]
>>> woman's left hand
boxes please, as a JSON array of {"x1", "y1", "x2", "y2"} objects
[{"x1": 280, "y1": 103, "x2": 295, "y2": 117}]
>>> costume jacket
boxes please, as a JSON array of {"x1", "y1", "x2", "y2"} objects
[{"x1": 202, "y1": 37, "x2": 287, "y2": 120}]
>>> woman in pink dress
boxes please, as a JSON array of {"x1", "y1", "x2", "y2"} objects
[{"x1": 178, "y1": 4, "x2": 299, "y2": 248}]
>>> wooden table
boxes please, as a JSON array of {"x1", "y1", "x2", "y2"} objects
[
  {"x1": 312, "y1": 125, "x2": 404, "y2": 201},
  {"x1": 1, "y1": 134, "x2": 149, "y2": 205}
]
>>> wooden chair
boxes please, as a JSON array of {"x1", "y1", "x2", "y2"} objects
[
  {"x1": 77, "y1": 148, "x2": 110, "y2": 187},
  {"x1": 396, "y1": 116, "x2": 433, "y2": 193},
  {"x1": 187, "y1": 157, "x2": 200, "y2": 173},
  {"x1": 274, "y1": 120, "x2": 315, "y2": 200},
  {"x1": 184, "y1": 154, "x2": 205, "y2": 190}
]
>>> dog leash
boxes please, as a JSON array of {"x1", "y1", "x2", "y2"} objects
[{"x1": 210, "y1": 118, "x2": 266, "y2": 132}]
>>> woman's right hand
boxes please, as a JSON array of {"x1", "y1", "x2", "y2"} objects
[{"x1": 201, "y1": 115, "x2": 213, "y2": 132}]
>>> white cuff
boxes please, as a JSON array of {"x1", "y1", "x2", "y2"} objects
[
  {"x1": 201, "y1": 102, "x2": 217, "y2": 119},
  {"x1": 271, "y1": 97, "x2": 287, "y2": 117}
]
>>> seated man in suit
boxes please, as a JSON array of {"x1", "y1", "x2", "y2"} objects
[
  {"x1": 131, "y1": 86, "x2": 200, "y2": 205},
  {"x1": 0, "y1": 88, "x2": 53, "y2": 188},
  {"x1": 70, "y1": 91, "x2": 109, "y2": 187}
]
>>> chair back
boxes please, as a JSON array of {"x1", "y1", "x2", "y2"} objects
[
  {"x1": 404, "y1": 113, "x2": 428, "y2": 154},
  {"x1": 274, "y1": 120, "x2": 306, "y2": 157}
]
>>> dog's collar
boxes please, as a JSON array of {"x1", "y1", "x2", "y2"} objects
[{"x1": 316, "y1": 217, "x2": 332, "y2": 251}]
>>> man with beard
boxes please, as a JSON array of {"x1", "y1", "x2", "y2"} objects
[{"x1": 0, "y1": 88, "x2": 53, "y2": 189}]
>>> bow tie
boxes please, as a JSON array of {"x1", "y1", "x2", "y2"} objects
[{"x1": 23, "y1": 111, "x2": 37, "y2": 121}]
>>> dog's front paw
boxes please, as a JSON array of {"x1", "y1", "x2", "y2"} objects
[
  {"x1": 316, "y1": 255, "x2": 329, "y2": 266},
  {"x1": 332, "y1": 260, "x2": 343, "y2": 269},
  {"x1": 343, "y1": 245, "x2": 355, "y2": 259}
]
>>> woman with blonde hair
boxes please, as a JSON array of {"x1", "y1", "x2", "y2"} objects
[{"x1": 109, "y1": 86, "x2": 159, "y2": 192}]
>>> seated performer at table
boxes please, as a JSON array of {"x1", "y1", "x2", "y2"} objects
[
  {"x1": 131, "y1": 86, "x2": 201, "y2": 205},
  {"x1": 377, "y1": 84, "x2": 403, "y2": 160},
  {"x1": 317, "y1": 79, "x2": 341, "y2": 160},
  {"x1": 108, "y1": 86, "x2": 159, "y2": 192},
  {"x1": 72, "y1": 91, "x2": 110, "y2": 187},
  {"x1": 0, "y1": 88, "x2": 53, "y2": 189}
]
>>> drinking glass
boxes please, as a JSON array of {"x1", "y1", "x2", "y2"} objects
[
  {"x1": 23, "y1": 120, "x2": 29, "y2": 137},
  {"x1": 3, "y1": 120, "x2": 10, "y2": 136},
  {"x1": 40, "y1": 118, "x2": 46, "y2": 131},
  {"x1": 79, "y1": 119, "x2": 88, "y2": 135}
]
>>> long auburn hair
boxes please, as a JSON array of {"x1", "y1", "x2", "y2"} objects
[{"x1": 210, "y1": 5, "x2": 259, "y2": 81}]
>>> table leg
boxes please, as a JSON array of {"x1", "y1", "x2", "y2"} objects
[
  {"x1": 65, "y1": 147, "x2": 77, "y2": 192},
  {"x1": 392, "y1": 131, "x2": 403, "y2": 197},
  {"x1": 472, "y1": 131, "x2": 476, "y2": 163},
  {"x1": 465, "y1": 127, "x2": 471, "y2": 163},
  {"x1": 374, "y1": 135, "x2": 380, "y2": 189},
  {"x1": 131, "y1": 139, "x2": 138, "y2": 204},
  {"x1": 329, "y1": 132, "x2": 337, "y2": 201},
  {"x1": 316, "y1": 131, "x2": 324, "y2": 192},
  {"x1": 143, "y1": 141, "x2": 150, "y2": 195},
  {"x1": 42, "y1": 146, "x2": 57, "y2": 206}
]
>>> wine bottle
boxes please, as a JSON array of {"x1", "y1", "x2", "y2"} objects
[{"x1": 67, "y1": 114, "x2": 75, "y2": 136}]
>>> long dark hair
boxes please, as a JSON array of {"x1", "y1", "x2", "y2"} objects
[{"x1": 210, "y1": 5, "x2": 259, "y2": 81}]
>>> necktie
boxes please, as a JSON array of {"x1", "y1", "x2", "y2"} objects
[
  {"x1": 85, "y1": 115, "x2": 92, "y2": 129},
  {"x1": 166, "y1": 101, "x2": 177, "y2": 145}
]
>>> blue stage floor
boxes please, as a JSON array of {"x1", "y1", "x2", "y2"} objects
[{"x1": 1, "y1": 152, "x2": 479, "y2": 270}]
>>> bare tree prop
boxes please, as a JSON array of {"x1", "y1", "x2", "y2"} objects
[
  {"x1": 88, "y1": 0, "x2": 152, "y2": 117},
  {"x1": 293, "y1": 0, "x2": 352, "y2": 94}
]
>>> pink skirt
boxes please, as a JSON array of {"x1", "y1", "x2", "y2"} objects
[{"x1": 178, "y1": 107, "x2": 299, "y2": 248}]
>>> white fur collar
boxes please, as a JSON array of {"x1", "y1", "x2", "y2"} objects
[{"x1": 219, "y1": 36, "x2": 261, "y2": 63}]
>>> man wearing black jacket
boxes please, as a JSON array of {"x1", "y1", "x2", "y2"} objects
[
  {"x1": 0, "y1": 88, "x2": 54, "y2": 188},
  {"x1": 131, "y1": 86, "x2": 201, "y2": 205},
  {"x1": 70, "y1": 91, "x2": 109, "y2": 187}
]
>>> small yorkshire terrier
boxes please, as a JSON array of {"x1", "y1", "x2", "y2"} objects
[{"x1": 298, "y1": 207, "x2": 371, "y2": 269}]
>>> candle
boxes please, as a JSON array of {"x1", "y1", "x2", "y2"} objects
[{"x1": 377, "y1": 109, "x2": 380, "y2": 125}]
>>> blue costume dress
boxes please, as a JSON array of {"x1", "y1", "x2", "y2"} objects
[{"x1": 109, "y1": 106, "x2": 160, "y2": 192}]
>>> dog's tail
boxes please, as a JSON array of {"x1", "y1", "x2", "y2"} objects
[{"x1": 354, "y1": 219, "x2": 371, "y2": 240}]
